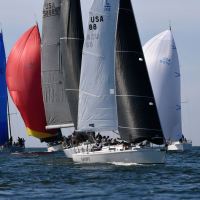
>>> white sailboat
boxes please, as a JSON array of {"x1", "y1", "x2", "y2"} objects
[
  {"x1": 71, "y1": 0, "x2": 166, "y2": 164},
  {"x1": 143, "y1": 29, "x2": 192, "y2": 152}
]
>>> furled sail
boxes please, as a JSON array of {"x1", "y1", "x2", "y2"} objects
[
  {"x1": 78, "y1": 0, "x2": 119, "y2": 132},
  {"x1": 143, "y1": 30, "x2": 182, "y2": 142},
  {"x1": 0, "y1": 32, "x2": 9, "y2": 145},
  {"x1": 115, "y1": 0, "x2": 164, "y2": 144},
  {"x1": 60, "y1": 0, "x2": 84, "y2": 129},
  {"x1": 6, "y1": 25, "x2": 55, "y2": 139},
  {"x1": 42, "y1": 0, "x2": 73, "y2": 129}
]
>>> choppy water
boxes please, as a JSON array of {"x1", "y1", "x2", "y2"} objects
[{"x1": 0, "y1": 147, "x2": 200, "y2": 200}]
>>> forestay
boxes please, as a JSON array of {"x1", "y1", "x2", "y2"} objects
[
  {"x1": 78, "y1": 0, "x2": 119, "y2": 132},
  {"x1": 143, "y1": 30, "x2": 182, "y2": 142}
]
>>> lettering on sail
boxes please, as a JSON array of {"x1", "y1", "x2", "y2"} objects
[
  {"x1": 160, "y1": 57, "x2": 171, "y2": 65},
  {"x1": 89, "y1": 16, "x2": 104, "y2": 31},
  {"x1": 104, "y1": 0, "x2": 111, "y2": 11},
  {"x1": 85, "y1": 16, "x2": 103, "y2": 48},
  {"x1": 43, "y1": 2, "x2": 60, "y2": 18}
]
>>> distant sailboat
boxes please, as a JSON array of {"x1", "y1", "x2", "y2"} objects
[
  {"x1": 71, "y1": 0, "x2": 166, "y2": 164},
  {"x1": 0, "y1": 31, "x2": 25, "y2": 153},
  {"x1": 143, "y1": 29, "x2": 192, "y2": 151},
  {"x1": 6, "y1": 25, "x2": 56, "y2": 149}
]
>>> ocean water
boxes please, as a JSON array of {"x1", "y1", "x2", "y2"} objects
[{"x1": 0, "y1": 147, "x2": 200, "y2": 200}]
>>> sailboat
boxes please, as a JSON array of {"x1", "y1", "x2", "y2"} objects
[
  {"x1": 42, "y1": 0, "x2": 74, "y2": 152},
  {"x1": 6, "y1": 25, "x2": 58, "y2": 150},
  {"x1": 41, "y1": 0, "x2": 84, "y2": 152},
  {"x1": 143, "y1": 29, "x2": 192, "y2": 151},
  {"x1": 0, "y1": 31, "x2": 25, "y2": 153},
  {"x1": 71, "y1": 0, "x2": 166, "y2": 164}
]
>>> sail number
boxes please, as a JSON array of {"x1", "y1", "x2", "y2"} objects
[
  {"x1": 89, "y1": 24, "x2": 97, "y2": 31},
  {"x1": 43, "y1": 2, "x2": 60, "y2": 18},
  {"x1": 89, "y1": 16, "x2": 104, "y2": 31}
]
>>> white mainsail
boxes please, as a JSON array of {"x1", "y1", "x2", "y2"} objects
[
  {"x1": 143, "y1": 30, "x2": 182, "y2": 142},
  {"x1": 77, "y1": 0, "x2": 119, "y2": 132}
]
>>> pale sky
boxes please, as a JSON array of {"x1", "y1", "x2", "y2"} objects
[{"x1": 0, "y1": 0, "x2": 199, "y2": 147}]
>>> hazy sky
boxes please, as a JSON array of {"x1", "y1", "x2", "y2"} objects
[{"x1": 0, "y1": 0, "x2": 199, "y2": 147}]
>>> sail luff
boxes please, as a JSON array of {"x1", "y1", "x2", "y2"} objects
[
  {"x1": 60, "y1": 0, "x2": 84, "y2": 129},
  {"x1": 143, "y1": 30, "x2": 182, "y2": 142},
  {"x1": 77, "y1": 0, "x2": 119, "y2": 132},
  {"x1": 41, "y1": 0, "x2": 73, "y2": 128},
  {"x1": 115, "y1": 0, "x2": 164, "y2": 144},
  {"x1": 0, "y1": 32, "x2": 9, "y2": 145}
]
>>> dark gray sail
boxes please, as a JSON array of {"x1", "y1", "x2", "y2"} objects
[
  {"x1": 41, "y1": 0, "x2": 73, "y2": 129},
  {"x1": 115, "y1": 0, "x2": 164, "y2": 144},
  {"x1": 60, "y1": 0, "x2": 84, "y2": 129}
]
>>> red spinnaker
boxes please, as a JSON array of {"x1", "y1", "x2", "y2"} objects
[{"x1": 6, "y1": 25, "x2": 55, "y2": 139}]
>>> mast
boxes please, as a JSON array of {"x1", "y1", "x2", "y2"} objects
[
  {"x1": 7, "y1": 97, "x2": 12, "y2": 139},
  {"x1": 143, "y1": 30, "x2": 182, "y2": 142},
  {"x1": 77, "y1": 0, "x2": 119, "y2": 132},
  {"x1": 115, "y1": 0, "x2": 164, "y2": 144},
  {"x1": 41, "y1": 0, "x2": 73, "y2": 129},
  {"x1": 60, "y1": 0, "x2": 84, "y2": 129}
]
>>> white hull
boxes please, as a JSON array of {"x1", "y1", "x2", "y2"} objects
[
  {"x1": 72, "y1": 145, "x2": 166, "y2": 164},
  {"x1": 63, "y1": 147, "x2": 76, "y2": 159},
  {"x1": 47, "y1": 144, "x2": 63, "y2": 152},
  {"x1": 63, "y1": 143, "x2": 94, "y2": 159},
  {"x1": 167, "y1": 141, "x2": 192, "y2": 151}
]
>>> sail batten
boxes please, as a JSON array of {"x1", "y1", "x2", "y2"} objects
[
  {"x1": 115, "y1": 0, "x2": 164, "y2": 144},
  {"x1": 77, "y1": 0, "x2": 120, "y2": 132}
]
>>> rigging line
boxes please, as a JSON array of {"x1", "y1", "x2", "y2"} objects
[
  {"x1": 116, "y1": 94, "x2": 153, "y2": 99},
  {"x1": 60, "y1": 37, "x2": 83, "y2": 40},
  {"x1": 79, "y1": 90, "x2": 114, "y2": 98},
  {"x1": 119, "y1": 126, "x2": 162, "y2": 132},
  {"x1": 65, "y1": 89, "x2": 79, "y2": 91}
]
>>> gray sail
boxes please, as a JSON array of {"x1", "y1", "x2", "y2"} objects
[
  {"x1": 78, "y1": 0, "x2": 119, "y2": 132},
  {"x1": 41, "y1": 0, "x2": 73, "y2": 129},
  {"x1": 60, "y1": 0, "x2": 84, "y2": 129},
  {"x1": 115, "y1": 0, "x2": 164, "y2": 144}
]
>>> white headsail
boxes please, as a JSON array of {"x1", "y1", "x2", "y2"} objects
[
  {"x1": 78, "y1": 0, "x2": 119, "y2": 132},
  {"x1": 143, "y1": 30, "x2": 182, "y2": 142}
]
